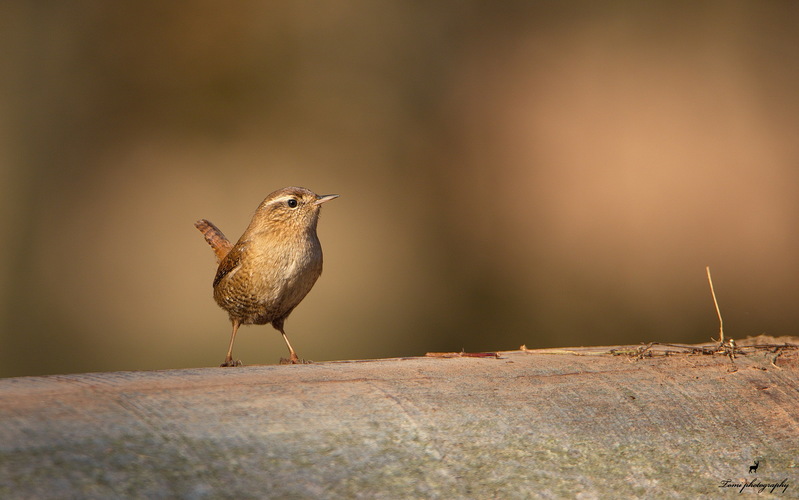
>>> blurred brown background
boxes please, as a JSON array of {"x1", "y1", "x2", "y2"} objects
[{"x1": 2, "y1": 2, "x2": 798, "y2": 378}]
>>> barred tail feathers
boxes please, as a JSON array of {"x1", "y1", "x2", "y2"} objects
[{"x1": 194, "y1": 219, "x2": 233, "y2": 263}]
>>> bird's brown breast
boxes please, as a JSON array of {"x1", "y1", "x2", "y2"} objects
[{"x1": 212, "y1": 231, "x2": 323, "y2": 325}]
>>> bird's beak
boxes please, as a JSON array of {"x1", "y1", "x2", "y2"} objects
[{"x1": 314, "y1": 194, "x2": 339, "y2": 205}]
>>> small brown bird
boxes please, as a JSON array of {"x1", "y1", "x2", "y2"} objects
[{"x1": 195, "y1": 187, "x2": 338, "y2": 366}]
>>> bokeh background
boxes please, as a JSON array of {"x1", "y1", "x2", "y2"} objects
[{"x1": 2, "y1": 2, "x2": 798, "y2": 378}]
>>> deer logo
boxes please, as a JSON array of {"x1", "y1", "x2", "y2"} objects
[{"x1": 749, "y1": 460, "x2": 759, "y2": 474}]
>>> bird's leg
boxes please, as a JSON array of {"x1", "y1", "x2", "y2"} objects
[
  {"x1": 272, "y1": 318, "x2": 301, "y2": 364},
  {"x1": 221, "y1": 319, "x2": 242, "y2": 367},
  {"x1": 275, "y1": 321, "x2": 301, "y2": 364},
  {"x1": 280, "y1": 329, "x2": 301, "y2": 364}
]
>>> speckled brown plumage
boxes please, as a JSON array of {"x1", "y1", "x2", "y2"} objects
[{"x1": 195, "y1": 187, "x2": 338, "y2": 366}]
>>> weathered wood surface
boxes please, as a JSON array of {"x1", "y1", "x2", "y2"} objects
[{"x1": 1, "y1": 338, "x2": 798, "y2": 499}]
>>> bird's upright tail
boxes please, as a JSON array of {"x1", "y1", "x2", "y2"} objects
[{"x1": 194, "y1": 219, "x2": 233, "y2": 263}]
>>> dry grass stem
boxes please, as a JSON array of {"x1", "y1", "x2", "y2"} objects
[{"x1": 706, "y1": 266, "x2": 724, "y2": 344}]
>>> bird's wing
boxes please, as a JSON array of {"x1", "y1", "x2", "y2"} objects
[
  {"x1": 213, "y1": 243, "x2": 245, "y2": 288},
  {"x1": 194, "y1": 219, "x2": 233, "y2": 263}
]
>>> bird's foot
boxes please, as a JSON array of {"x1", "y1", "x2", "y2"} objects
[{"x1": 220, "y1": 358, "x2": 243, "y2": 367}]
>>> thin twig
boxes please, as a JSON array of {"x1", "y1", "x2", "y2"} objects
[{"x1": 706, "y1": 266, "x2": 724, "y2": 344}]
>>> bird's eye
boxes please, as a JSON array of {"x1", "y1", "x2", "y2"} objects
[{"x1": 287, "y1": 198, "x2": 299, "y2": 208}]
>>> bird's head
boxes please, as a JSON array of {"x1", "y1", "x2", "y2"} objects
[{"x1": 249, "y1": 186, "x2": 338, "y2": 235}]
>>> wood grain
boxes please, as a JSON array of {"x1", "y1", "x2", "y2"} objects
[{"x1": 1, "y1": 338, "x2": 797, "y2": 498}]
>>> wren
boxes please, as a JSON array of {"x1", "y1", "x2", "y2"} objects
[{"x1": 195, "y1": 187, "x2": 338, "y2": 366}]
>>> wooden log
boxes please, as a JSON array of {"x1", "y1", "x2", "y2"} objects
[{"x1": 1, "y1": 337, "x2": 797, "y2": 498}]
